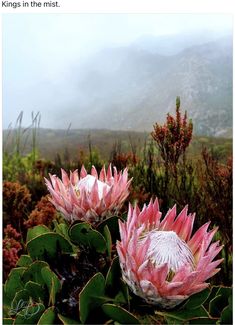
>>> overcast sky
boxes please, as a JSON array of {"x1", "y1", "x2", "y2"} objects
[{"x1": 2, "y1": 14, "x2": 233, "y2": 128}]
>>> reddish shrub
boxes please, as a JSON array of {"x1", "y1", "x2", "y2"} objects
[
  {"x1": 151, "y1": 97, "x2": 193, "y2": 168},
  {"x1": 111, "y1": 152, "x2": 138, "y2": 171},
  {"x1": 3, "y1": 225, "x2": 22, "y2": 281},
  {"x1": 3, "y1": 181, "x2": 31, "y2": 228},
  {"x1": 24, "y1": 195, "x2": 57, "y2": 228}
]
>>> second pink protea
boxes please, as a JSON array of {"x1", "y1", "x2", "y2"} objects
[
  {"x1": 117, "y1": 199, "x2": 223, "y2": 309},
  {"x1": 45, "y1": 164, "x2": 131, "y2": 224}
]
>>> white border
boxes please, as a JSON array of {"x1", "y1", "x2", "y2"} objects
[
  {"x1": 0, "y1": 0, "x2": 235, "y2": 14},
  {"x1": 0, "y1": 1, "x2": 234, "y2": 323}
]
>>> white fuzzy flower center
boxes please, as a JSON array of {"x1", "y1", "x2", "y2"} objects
[
  {"x1": 76, "y1": 175, "x2": 110, "y2": 199},
  {"x1": 145, "y1": 230, "x2": 194, "y2": 272}
]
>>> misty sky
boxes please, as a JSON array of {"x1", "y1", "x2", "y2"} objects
[{"x1": 2, "y1": 13, "x2": 233, "y2": 129}]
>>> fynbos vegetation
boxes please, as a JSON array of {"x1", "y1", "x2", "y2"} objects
[{"x1": 3, "y1": 100, "x2": 232, "y2": 324}]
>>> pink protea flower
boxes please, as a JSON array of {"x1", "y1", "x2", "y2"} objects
[
  {"x1": 117, "y1": 198, "x2": 223, "y2": 309},
  {"x1": 45, "y1": 164, "x2": 131, "y2": 224}
]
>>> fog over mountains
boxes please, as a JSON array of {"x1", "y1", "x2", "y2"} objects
[
  {"x1": 5, "y1": 30, "x2": 233, "y2": 137},
  {"x1": 56, "y1": 32, "x2": 231, "y2": 137}
]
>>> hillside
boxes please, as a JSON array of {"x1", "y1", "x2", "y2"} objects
[
  {"x1": 3, "y1": 128, "x2": 232, "y2": 162},
  {"x1": 54, "y1": 35, "x2": 232, "y2": 137},
  {"x1": 4, "y1": 32, "x2": 232, "y2": 137}
]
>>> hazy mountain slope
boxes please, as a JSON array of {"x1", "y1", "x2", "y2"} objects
[
  {"x1": 131, "y1": 30, "x2": 231, "y2": 55},
  {"x1": 67, "y1": 35, "x2": 232, "y2": 137},
  {"x1": 3, "y1": 128, "x2": 232, "y2": 162}
]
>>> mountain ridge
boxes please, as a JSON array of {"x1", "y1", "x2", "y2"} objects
[
  {"x1": 4, "y1": 32, "x2": 232, "y2": 137},
  {"x1": 67, "y1": 34, "x2": 232, "y2": 137}
]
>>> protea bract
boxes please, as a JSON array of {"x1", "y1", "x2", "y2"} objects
[
  {"x1": 117, "y1": 199, "x2": 223, "y2": 309},
  {"x1": 45, "y1": 164, "x2": 131, "y2": 224}
]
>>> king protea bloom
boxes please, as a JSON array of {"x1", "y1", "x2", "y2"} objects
[
  {"x1": 45, "y1": 164, "x2": 131, "y2": 224},
  {"x1": 117, "y1": 198, "x2": 223, "y2": 309}
]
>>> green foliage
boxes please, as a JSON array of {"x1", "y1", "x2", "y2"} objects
[
  {"x1": 97, "y1": 216, "x2": 121, "y2": 242},
  {"x1": 26, "y1": 225, "x2": 51, "y2": 242},
  {"x1": 41, "y1": 266, "x2": 61, "y2": 305},
  {"x1": 3, "y1": 260, "x2": 57, "y2": 322},
  {"x1": 3, "y1": 208, "x2": 233, "y2": 325},
  {"x1": 69, "y1": 222, "x2": 107, "y2": 253},
  {"x1": 181, "y1": 288, "x2": 210, "y2": 309},
  {"x1": 3, "y1": 215, "x2": 140, "y2": 324},
  {"x1": 4, "y1": 268, "x2": 26, "y2": 301},
  {"x1": 3, "y1": 319, "x2": 14, "y2": 325},
  {"x1": 57, "y1": 314, "x2": 80, "y2": 324},
  {"x1": 26, "y1": 231, "x2": 73, "y2": 260},
  {"x1": 105, "y1": 256, "x2": 122, "y2": 295},
  {"x1": 21, "y1": 261, "x2": 49, "y2": 285},
  {"x1": 16, "y1": 255, "x2": 33, "y2": 267},
  {"x1": 37, "y1": 307, "x2": 56, "y2": 325},
  {"x1": 102, "y1": 304, "x2": 140, "y2": 324},
  {"x1": 155, "y1": 286, "x2": 232, "y2": 325},
  {"x1": 3, "y1": 218, "x2": 130, "y2": 324},
  {"x1": 14, "y1": 303, "x2": 45, "y2": 325},
  {"x1": 79, "y1": 273, "x2": 107, "y2": 323},
  {"x1": 24, "y1": 281, "x2": 45, "y2": 302}
]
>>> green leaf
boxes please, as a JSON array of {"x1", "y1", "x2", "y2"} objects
[
  {"x1": 103, "y1": 225, "x2": 112, "y2": 259},
  {"x1": 218, "y1": 291, "x2": 232, "y2": 325},
  {"x1": 3, "y1": 319, "x2": 14, "y2": 325},
  {"x1": 120, "y1": 280, "x2": 130, "y2": 307},
  {"x1": 102, "y1": 303, "x2": 140, "y2": 324},
  {"x1": 26, "y1": 225, "x2": 51, "y2": 242},
  {"x1": 53, "y1": 221, "x2": 70, "y2": 240},
  {"x1": 204, "y1": 286, "x2": 220, "y2": 310},
  {"x1": 105, "y1": 256, "x2": 121, "y2": 294},
  {"x1": 209, "y1": 295, "x2": 223, "y2": 317},
  {"x1": 79, "y1": 272, "x2": 106, "y2": 324},
  {"x1": 27, "y1": 232, "x2": 73, "y2": 260},
  {"x1": 220, "y1": 304, "x2": 233, "y2": 325},
  {"x1": 216, "y1": 286, "x2": 232, "y2": 301},
  {"x1": 120, "y1": 213, "x2": 128, "y2": 221},
  {"x1": 4, "y1": 267, "x2": 26, "y2": 301},
  {"x1": 97, "y1": 216, "x2": 120, "y2": 242},
  {"x1": 22, "y1": 261, "x2": 49, "y2": 285},
  {"x1": 37, "y1": 306, "x2": 56, "y2": 324},
  {"x1": 41, "y1": 266, "x2": 61, "y2": 306},
  {"x1": 114, "y1": 291, "x2": 127, "y2": 305},
  {"x1": 209, "y1": 288, "x2": 232, "y2": 318},
  {"x1": 182, "y1": 288, "x2": 210, "y2": 310},
  {"x1": 3, "y1": 289, "x2": 12, "y2": 318},
  {"x1": 105, "y1": 257, "x2": 129, "y2": 306},
  {"x1": 14, "y1": 303, "x2": 45, "y2": 325},
  {"x1": 10, "y1": 289, "x2": 30, "y2": 317},
  {"x1": 189, "y1": 317, "x2": 218, "y2": 324},
  {"x1": 57, "y1": 314, "x2": 80, "y2": 324},
  {"x1": 69, "y1": 222, "x2": 106, "y2": 253},
  {"x1": 24, "y1": 281, "x2": 45, "y2": 302},
  {"x1": 165, "y1": 317, "x2": 179, "y2": 325},
  {"x1": 16, "y1": 255, "x2": 33, "y2": 267},
  {"x1": 156, "y1": 306, "x2": 209, "y2": 322}
]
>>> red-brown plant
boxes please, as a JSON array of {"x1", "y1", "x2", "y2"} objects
[
  {"x1": 3, "y1": 225, "x2": 22, "y2": 281},
  {"x1": 24, "y1": 195, "x2": 57, "y2": 229},
  {"x1": 111, "y1": 152, "x2": 138, "y2": 171},
  {"x1": 34, "y1": 159, "x2": 55, "y2": 178},
  {"x1": 151, "y1": 97, "x2": 193, "y2": 168},
  {"x1": 3, "y1": 181, "x2": 31, "y2": 229}
]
